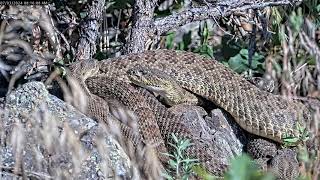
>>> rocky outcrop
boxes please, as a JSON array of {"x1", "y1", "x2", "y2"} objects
[
  {"x1": 1, "y1": 82, "x2": 131, "y2": 179},
  {"x1": 1, "y1": 81, "x2": 279, "y2": 179}
]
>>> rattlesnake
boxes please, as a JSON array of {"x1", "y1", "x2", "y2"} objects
[{"x1": 68, "y1": 49, "x2": 310, "y2": 177}]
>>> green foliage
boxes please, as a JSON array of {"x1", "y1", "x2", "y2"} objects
[
  {"x1": 194, "y1": 44, "x2": 214, "y2": 58},
  {"x1": 166, "y1": 32, "x2": 176, "y2": 50},
  {"x1": 270, "y1": 7, "x2": 287, "y2": 43},
  {"x1": 194, "y1": 21, "x2": 214, "y2": 58},
  {"x1": 193, "y1": 154, "x2": 277, "y2": 180},
  {"x1": 166, "y1": 21, "x2": 214, "y2": 58},
  {"x1": 192, "y1": 165, "x2": 218, "y2": 180},
  {"x1": 283, "y1": 123, "x2": 309, "y2": 147},
  {"x1": 298, "y1": 145, "x2": 312, "y2": 164},
  {"x1": 54, "y1": 59, "x2": 67, "y2": 77},
  {"x1": 296, "y1": 145, "x2": 318, "y2": 180},
  {"x1": 289, "y1": 8, "x2": 304, "y2": 34},
  {"x1": 165, "y1": 30, "x2": 192, "y2": 51},
  {"x1": 224, "y1": 154, "x2": 275, "y2": 180},
  {"x1": 161, "y1": 134, "x2": 277, "y2": 180},
  {"x1": 162, "y1": 133, "x2": 199, "y2": 180},
  {"x1": 227, "y1": 49, "x2": 265, "y2": 74},
  {"x1": 271, "y1": 7, "x2": 283, "y2": 27},
  {"x1": 302, "y1": 0, "x2": 320, "y2": 28},
  {"x1": 178, "y1": 32, "x2": 192, "y2": 51},
  {"x1": 270, "y1": 1, "x2": 320, "y2": 42}
]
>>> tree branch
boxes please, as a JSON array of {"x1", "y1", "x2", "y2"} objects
[
  {"x1": 75, "y1": 0, "x2": 105, "y2": 60},
  {"x1": 125, "y1": 0, "x2": 158, "y2": 54},
  {"x1": 154, "y1": 0, "x2": 303, "y2": 35}
]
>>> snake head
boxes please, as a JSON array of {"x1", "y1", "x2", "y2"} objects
[
  {"x1": 126, "y1": 65, "x2": 172, "y2": 94},
  {"x1": 127, "y1": 65, "x2": 199, "y2": 106}
]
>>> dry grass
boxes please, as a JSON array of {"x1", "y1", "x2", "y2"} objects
[
  {"x1": 0, "y1": 3, "x2": 319, "y2": 180},
  {"x1": 0, "y1": 6, "x2": 163, "y2": 179},
  {"x1": 265, "y1": 18, "x2": 320, "y2": 180}
]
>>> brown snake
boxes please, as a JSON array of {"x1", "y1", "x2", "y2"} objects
[{"x1": 68, "y1": 49, "x2": 311, "y2": 175}]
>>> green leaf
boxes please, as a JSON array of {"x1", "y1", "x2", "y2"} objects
[
  {"x1": 168, "y1": 142, "x2": 177, "y2": 149},
  {"x1": 239, "y1": 49, "x2": 249, "y2": 57},
  {"x1": 224, "y1": 154, "x2": 275, "y2": 180},
  {"x1": 289, "y1": 8, "x2": 303, "y2": 33},
  {"x1": 164, "y1": 133, "x2": 200, "y2": 179},
  {"x1": 202, "y1": 21, "x2": 209, "y2": 44},
  {"x1": 227, "y1": 49, "x2": 265, "y2": 74},
  {"x1": 171, "y1": 133, "x2": 179, "y2": 142},
  {"x1": 180, "y1": 158, "x2": 199, "y2": 163},
  {"x1": 298, "y1": 146, "x2": 310, "y2": 163},
  {"x1": 169, "y1": 159, "x2": 178, "y2": 168},
  {"x1": 162, "y1": 152, "x2": 175, "y2": 158},
  {"x1": 180, "y1": 139, "x2": 192, "y2": 150},
  {"x1": 225, "y1": 155, "x2": 256, "y2": 180},
  {"x1": 282, "y1": 136, "x2": 300, "y2": 147},
  {"x1": 166, "y1": 32, "x2": 175, "y2": 49},
  {"x1": 228, "y1": 54, "x2": 248, "y2": 73},
  {"x1": 271, "y1": 7, "x2": 282, "y2": 26},
  {"x1": 194, "y1": 44, "x2": 214, "y2": 58},
  {"x1": 317, "y1": 4, "x2": 320, "y2": 12},
  {"x1": 283, "y1": 136, "x2": 299, "y2": 143},
  {"x1": 178, "y1": 41, "x2": 185, "y2": 50}
]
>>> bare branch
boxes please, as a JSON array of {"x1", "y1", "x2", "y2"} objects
[
  {"x1": 154, "y1": 0, "x2": 303, "y2": 35},
  {"x1": 75, "y1": 0, "x2": 105, "y2": 60},
  {"x1": 125, "y1": 0, "x2": 302, "y2": 54},
  {"x1": 125, "y1": 0, "x2": 158, "y2": 54}
]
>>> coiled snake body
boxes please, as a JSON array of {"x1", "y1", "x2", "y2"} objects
[{"x1": 69, "y1": 49, "x2": 310, "y2": 176}]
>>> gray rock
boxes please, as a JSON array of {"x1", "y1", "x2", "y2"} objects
[
  {"x1": 205, "y1": 109, "x2": 244, "y2": 161},
  {"x1": 169, "y1": 105, "x2": 244, "y2": 166},
  {"x1": 1, "y1": 82, "x2": 132, "y2": 179}
]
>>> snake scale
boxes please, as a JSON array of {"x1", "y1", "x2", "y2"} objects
[{"x1": 69, "y1": 49, "x2": 311, "y2": 176}]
